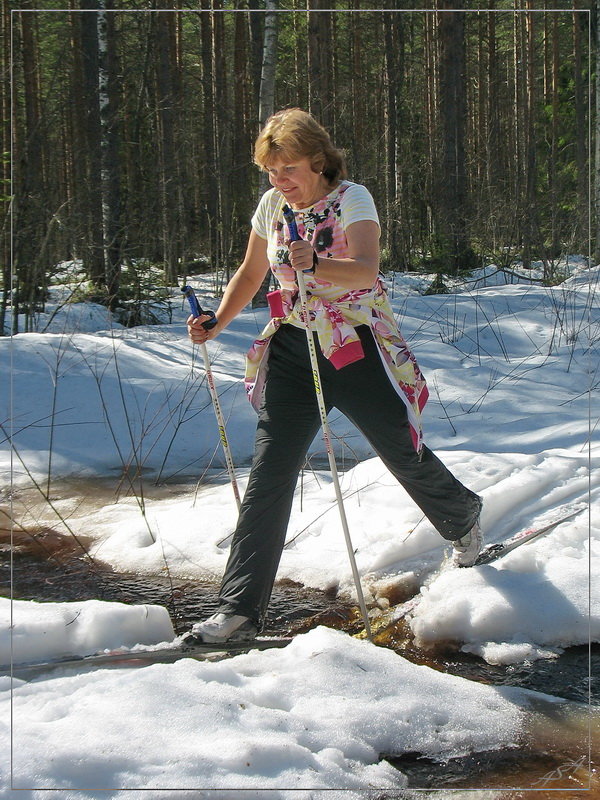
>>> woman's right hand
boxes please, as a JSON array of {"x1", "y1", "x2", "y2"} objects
[
  {"x1": 187, "y1": 314, "x2": 219, "y2": 344},
  {"x1": 186, "y1": 229, "x2": 270, "y2": 347}
]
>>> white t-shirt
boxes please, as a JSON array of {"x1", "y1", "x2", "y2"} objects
[{"x1": 251, "y1": 181, "x2": 380, "y2": 287}]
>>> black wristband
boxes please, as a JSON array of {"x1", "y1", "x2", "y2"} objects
[{"x1": 303, "y1": 251, "x2": 319, "y2": 275}]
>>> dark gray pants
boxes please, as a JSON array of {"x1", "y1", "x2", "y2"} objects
[{"x1": 216, "y1": 324, "x2": 481, "y2": 625}]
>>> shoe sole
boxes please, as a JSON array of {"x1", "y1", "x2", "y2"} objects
[
  {"x1": 454, "y1": 557, "x2": 478, "y2": 567},
  {"x1": 188, "y1": 627, "x2": 259, "y2": 645}
]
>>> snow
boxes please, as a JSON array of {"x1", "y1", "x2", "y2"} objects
[
  {"x1": 5, "y1": 626, "x2": 528, "y2": 796},
  {"x1": 1, "y1": 257, "x2": 598, "y2": 796},
  {"x1": 1, "y1": 598, "x2": 174, "y2": 666}
]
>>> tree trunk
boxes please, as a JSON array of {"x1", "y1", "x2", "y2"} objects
[
  {"x1": 97, "y1": 1, "x2": 122, "y2": 304},
  {"x1": 424, "y1": 9, "x2": 437, "y2": 247},
  {"x1": 0, "y1": 0, "x2": 11, "y2": 333},
  {"x1": 383, "y1": 10, "x2": 404, "y2": 268},
  {"x1": 258, "y1": 0, "x2": 279, "y2": 128},
  {"x1": 247, "y1": 0, "x2": 263, "y2": 112},
  {"x1": 349, "y1": 1, "x2": 364, "y2": 182},
  {"x1": 522, "y1": 1, "x2": 539, "y2": 271},
  {"x1": 486, "y1": 6, "x2": 501, "y2": 190},
  {"x1": 156, "y1": 8, "x2": 180, "y2": 284},
  {"x1": 253, "y1": 0, "x2": 279, "y2": 308},
  {"x1": 512, "y1": 5, "x2": 527, "y2": 263},
  {"x1": 595, "y1": 0, "x2": 600, "y2": 261},
  {"x1": 213, "y1": 0, "x2": 229, "y2": 276},
  {"x1": 199, "y1": 2, "x2": 219, "y2": 266},
  {"x1": 68, "y1": 0, "x2": 88, "y2": 264},
  {"x1": 436, "y1": 5, "x2": 473, "y2": 273},
  {"x1": 14, "y1": 6, "x2": 47, "y2": 331},
  {"x1": 307, "y1": 0, "x2": 332, "y2": 130},
  {"x1": 572, "y1": 0, "x2": 588, "y2": 251},
  {"x1": 232, "y1": 3, "x2": 254, "y2": 273},
  {"x1": 79, "y1": 1, "x2": 105, "y2": 293},
  {"x1": 548, "y1": 11, "x2": 561, "y2": 257}
]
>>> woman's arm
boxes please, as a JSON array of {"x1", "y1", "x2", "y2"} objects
[
  {"x1": 288, "y1": 219, "x2": 380, "y2": 290},
  {"x1": 187, "y1": 229, "x2": 270, "y2": 344}
]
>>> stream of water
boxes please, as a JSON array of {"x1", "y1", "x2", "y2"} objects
[{"x1": 2, "y1": 477, "x2": 597, "y2": 795}]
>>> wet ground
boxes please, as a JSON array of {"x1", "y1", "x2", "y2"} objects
[
  {"x1": 3, "y1": 532, "x2": 596, "y2": 706},
  {"x1": 2, "y1": 485, "x2": 597, "y2": 796},
  {"x1": 2, "y1": 534, "x2": 354, "y2": 640}
]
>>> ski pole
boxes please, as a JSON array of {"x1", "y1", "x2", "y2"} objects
[
  {"x1": 182, "y1": 285, "x2": 242, "y2": 511},
  {"x1": 282, "y1": 205, "x2": 372, "y2": 639}
]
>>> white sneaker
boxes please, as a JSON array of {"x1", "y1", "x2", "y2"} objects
[
  {"x1": 189, "y1": 612, "x2": 258, "y2": 643},
  {"x1": 452, "y1": 521, "x2": 483, "y2": 567}
]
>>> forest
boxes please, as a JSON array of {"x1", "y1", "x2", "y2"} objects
[{"x1": 1, "y1": 1, "x2": 593, "y2": 333}]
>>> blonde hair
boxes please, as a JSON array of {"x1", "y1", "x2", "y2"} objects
[{"x1": 254, "y1": 108, "x2": 347, "y2": 183}]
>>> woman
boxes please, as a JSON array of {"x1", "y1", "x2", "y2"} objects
[{"x1": 187, "y1": 108, "x2": 482, "y2": 643}]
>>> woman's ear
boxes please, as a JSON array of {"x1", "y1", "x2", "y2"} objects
[{"x1": 310, "y1": 154, "x2": 326, "y2": 174}]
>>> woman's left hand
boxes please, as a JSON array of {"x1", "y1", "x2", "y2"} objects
[
  {"x1": 288, "y1": 239, "x2": 317, "y2": 273},
  {"x1": 187, "y1": 314, "x2": 218, "y2": 344}
]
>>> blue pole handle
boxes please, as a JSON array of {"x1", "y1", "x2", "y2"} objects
[
  {"x1": 282, "y1": 204, "x2": 301, "y2": 242},
  {"x1": 181, "y1": 285, "x2": 218, "y2": 330},
  {"x1": 283, "y1": 204, "x2": 318, "y2": 275}
]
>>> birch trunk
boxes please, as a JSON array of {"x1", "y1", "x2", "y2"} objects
[
  {"x1": 79, "y1": 2, "x2": 105, "y2": 293},
  {"x1": 0, "y1": 0, "x2": 11, "y2": 333},
  {"x1": 258, "y1": 0, "x2": 278, "y2": 128},
  {"x1": 97, "y1": 1, "x2": 121, "y2": 303}
]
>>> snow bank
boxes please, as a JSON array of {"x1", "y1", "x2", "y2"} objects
[
  {"x1": 5, "y1": 627, "x2": 523, "y2": 794},
  {"x1": 410, "y1": 532, "x2": 594, "y2": 661},
  {"x1": 1, "y1": 598, "x2": 174, "y2": 666},
  {"x1": 69, "y1": 447, "x2": 593, "y2": 664},
  {"x1": 0, "y1": 263, "x2": 596, "y2": 795}
]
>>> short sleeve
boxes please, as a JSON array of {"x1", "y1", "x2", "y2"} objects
[
  {"x1": 251, "y1": 189, "x2": 277, "y2": 240},
  {"x1": 340, "y1": 183, "x2": 380, "y2": 232}
]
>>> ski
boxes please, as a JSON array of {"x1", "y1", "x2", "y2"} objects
[
  {"x1": 365, "y1": 506, "x2": 585, "y2": 641},
  {"x1": 5, "y1": 636, "x2": 293, "y2": 680},
  {"x1": 472, "y1": 507, "x2": 583, "y2": 567}
]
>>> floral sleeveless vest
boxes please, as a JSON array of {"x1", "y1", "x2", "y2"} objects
[{"x1": 245, "y1": 183, "x2": 429, "y2": 452}]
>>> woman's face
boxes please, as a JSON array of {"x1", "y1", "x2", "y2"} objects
[{"x1": 266, "y1": 156, "x2": 327, "y2": 209}]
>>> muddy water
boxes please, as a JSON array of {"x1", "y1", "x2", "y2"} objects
[
  {"x1": 2, "y1": 477, "x2": 597, "y2": 794},
  {"x1": 4, "y1": 543, "x2": 353, "y2": 639},
  {"x1": 384, "y1": 696, "x2": 599, "y2": 795},
  {"x1": 2, "y1": 476, "x2": 358, "y2": 638}
]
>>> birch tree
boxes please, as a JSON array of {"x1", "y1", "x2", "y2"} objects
[
  {"x1": 0, "y1": 0, "x2": 11, "y2": 333},
  {"x1": 6, "y1": 5, "x2": 592, "y2": 330},
  {"x1": 79, "y1": 2, "x2": 105, "y2": 293},
  {"x1": 97, "y1": 1, "x2": 121, "y2": 303},
  {"x1": 258, "y1": 0, "x2": 279, "y2": 129}
]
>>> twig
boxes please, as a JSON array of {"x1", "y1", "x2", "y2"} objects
[{"x1": 0, "y1": 421, "x2": 103, "y2": 576}]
